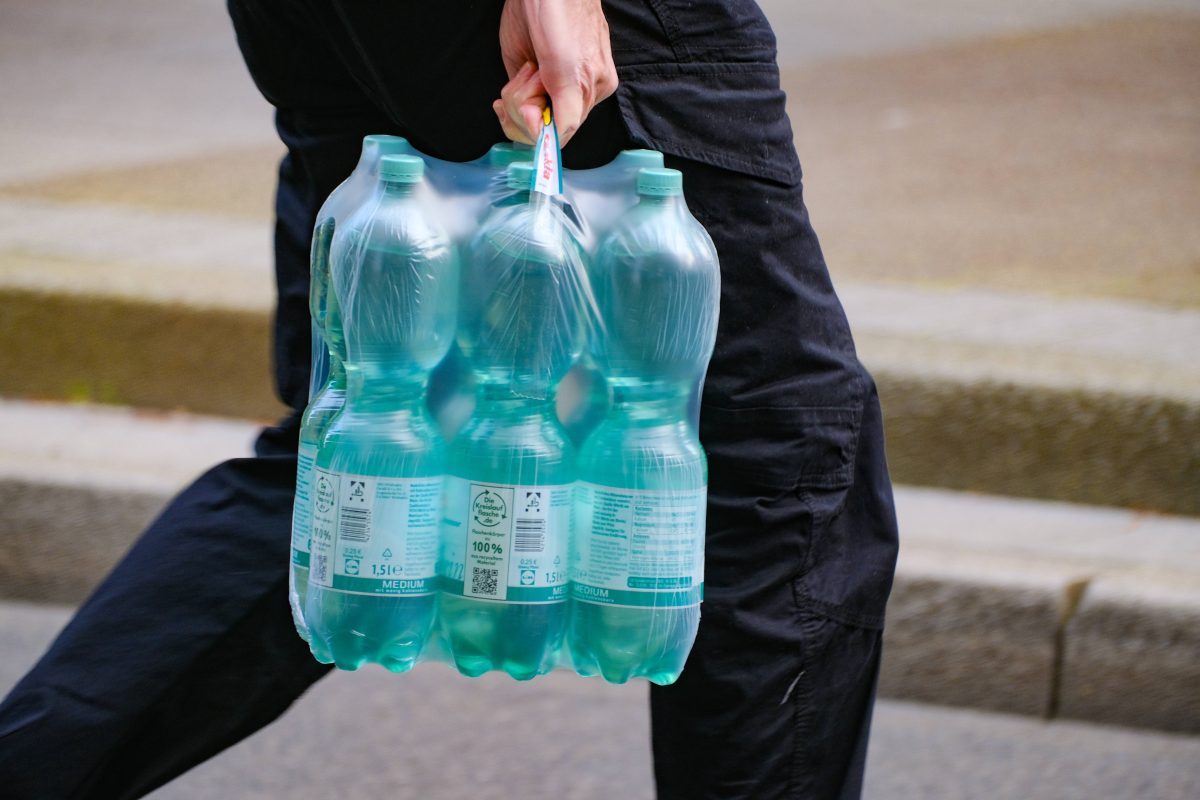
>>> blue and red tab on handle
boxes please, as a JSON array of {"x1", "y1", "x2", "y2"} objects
[{"x1": 532, "y1": 107, "x2": 563, "y2": 196}]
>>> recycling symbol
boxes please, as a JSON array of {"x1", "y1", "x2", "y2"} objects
[
  {"x1": 382, "y1": 548, "x2": 393, "y2": 559},
  {"x1": 314, "y1": 476, "x2": 335, "y2": 513},
  {"x1": 472, "y1": 489, "x2": 507, "y2": 527}
]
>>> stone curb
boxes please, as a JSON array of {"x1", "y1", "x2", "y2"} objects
[
  {"x1": 3, "y1": 286, "x2": 1197, "y2": 515},
  {"x1": 0, "y1": 400, "x2": 1195, "y2": 733}
]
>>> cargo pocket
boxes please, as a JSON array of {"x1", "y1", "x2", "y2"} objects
[
  {"x1": 792, "y1": 388, "x2": 898, "y2": 632},
  {"x1": 698, "y1": 402, "x2": 864, "y2": 599},
  {"x1": 613, "y1": 61, "x2": 803, "y2": 186},
  {"x1": 700, "y1": 404, "x2": 861, "y2": 493}
]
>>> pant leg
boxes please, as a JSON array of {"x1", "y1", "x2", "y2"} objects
[
  {"x1": 291, "y1": 1, "x2": 900, "y2": 796},
  {"x1": 0, "y1": 420, "x2": 328, "y2": 800},
  {"x1": 597, "y1": 3, "x2": 901, "y2": 797},
  {"x1": 0, "y1": 4, "x2": 389, "y2": 797}
]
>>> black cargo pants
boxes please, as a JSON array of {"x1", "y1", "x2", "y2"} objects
[{"x1": 0, "y1": 2, "x2": 898, "y2": 797}]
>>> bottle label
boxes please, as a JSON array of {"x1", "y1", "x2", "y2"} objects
[
  {"x1": 309, "y1": 469, "x2": 440, "y2": 596},
  {"x1": 571, "y1": 483, "x2": 707, "y2": 608},
  {"x1": 440, "y1": 477, "x2": 570, "y2": 603},
  {"x1": 532, "y1": 108, "x2": 563, "y2": 196},
  {"x1": 290, "y1": 443, "x2": 318, "y2": 569}
]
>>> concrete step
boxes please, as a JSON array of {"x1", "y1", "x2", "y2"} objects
[
  {"x1": 1, "y1": 601, "x2": 1198, "y2": 800},
  {"x1": 1, "y1": 398, "x2": 1196, "y2": 733},
  {"x1": 2, "y1": 229, "x2": 1196, "y2": 513}
]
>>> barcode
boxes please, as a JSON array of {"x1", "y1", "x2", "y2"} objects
[
  {"x1": 513, "y1": 518, "x2": 545, "y2": 552},
  {"x1": 313, "y1": 554, "x2": 328, "y2": 583},
  {"x1": 471, "y1": 566, "x2": 499, "y2": 597},
  {"x1": 339, "y1": 507, "x2": 370, "y2": 542}
]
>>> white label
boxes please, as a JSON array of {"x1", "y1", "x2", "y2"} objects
[
  {"x1": 571, "y1": 483, "x2": 707, "y2": 608},
  {"x1": 532, "y1": 112, "x2": 563, "y2": 196},
  {"x1": 309, "y1": 468, "x2": 440, "y2": 595},
  {"x1": 440, "y1": 477, "x2": 569, "y2": 603},
  {"x1": 290, "y1": 443, "x2": 318, "y2": 567}
]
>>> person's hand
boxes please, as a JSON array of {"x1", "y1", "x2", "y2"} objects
[{"x1": 495, "y1": 0, "x2": 618, "y2": 147}]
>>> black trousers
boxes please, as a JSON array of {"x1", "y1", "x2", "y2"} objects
[{"x1": 0, "y1": 2, "x2": 898, "y2": 797}]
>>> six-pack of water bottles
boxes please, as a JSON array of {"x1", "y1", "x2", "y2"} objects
[{"x1": 289, "y1": 118, "x2": 720, "y2": 686}]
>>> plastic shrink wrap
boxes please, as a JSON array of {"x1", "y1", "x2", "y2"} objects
[{"x1": 290, "y1": 126, "x2": 719, "y2": 684}]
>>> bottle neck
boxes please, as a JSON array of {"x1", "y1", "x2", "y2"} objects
[
  {"x1": 638, "y1": 193, "x2": 681, "y2": 209},
  {"x1": 608, "y1": 384, "x2": 690, "y2": 424},
  {"x1": 324, "y1": 354, "x2": 347, "y2": 389},
  {"x1": 381, "y1": 180, "x2": 418, "y2": 197},
  {"x1": 473, "y1": 382, "x2": 556, "y2": 419},
  {"x1": 325, "y1": 329, "x2": 347, "y2": 368},
  {"x1": 345, "y1": 364, "x2": 426, "y2": 410}
]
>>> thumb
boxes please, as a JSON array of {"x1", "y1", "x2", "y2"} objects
[
  {"x1": 545, "y1": 80, "x2": 586, "y2": 146},
  {"x1": 520, "y1": 103, "x2": 545, "y2": 144}
]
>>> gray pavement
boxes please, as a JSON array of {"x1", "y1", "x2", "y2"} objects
[
  {"x1": 0, "y1": 0, "x2": 274, "y2": 184},
  {"x1": 1, "y1": 602, "x2": 1197, "y2": 799}
]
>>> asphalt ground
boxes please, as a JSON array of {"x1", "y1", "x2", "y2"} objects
[{"x1": 2, "y1": 603, "x2": 1198, "y2": 800}]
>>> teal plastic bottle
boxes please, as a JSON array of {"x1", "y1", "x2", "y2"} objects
[
  {"x1": 569, "y1": 168, "x2": 720, "y2": 685},
  {"x1": 291, "y1": 134, "x2": 410, "y2": 641},
  {"x1": 307, "y1": 135, "x2": 411, "y2": 391},
  {"x1": 306, "y1": 155, "x2": 458, "y2": 672},
  {"x1": 558, "y1": 149, "x2": 665, "y2": 446},
  {"x1": 438, "y1": 164, "x2": 585, "y2": 680},
  {"x1": 289, "y1": 260, "x2": 348, "y2": 642}
]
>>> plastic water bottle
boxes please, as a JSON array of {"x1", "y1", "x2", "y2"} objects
[
  {"x1": 569, "y1": 168, "x2": 719, "y2": 684},
  {"x1": 289, "y1": 258, "x2": 348, "y2": 642},
  {"x1": 558, "y1": 149, "x2": 665, "y2": 445},
  {"x1": 439, "y1": 165, "x2": 586, "y2": 680},
  {"x1": 307, "y1": 135, "x2": 411, "y2": 391},
  {"x1": 291, "y1": 135, "x2": 410, "y2": 640},
  {"x1": 306, "y1": 155, "x2": 458, "y2": 672}
]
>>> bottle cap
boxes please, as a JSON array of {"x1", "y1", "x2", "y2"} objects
[
  {"x1": 365, "y1": 134, "x2": 409, "y2": 155},
  {"x1": 615, "y1": 149, "x2": 664, "y2": 170},
  {"x1": 636, "y1": 168, "x2": 683, "y2": 197},
  {"x1": 488, "y1": 141, "x2": 535, "y2": 167},
  {"x1": 380, "y1": 154, "x2": 424, "y2": 183},
  {"x1": 506, "y1": 162, "x2": 535, "y2": 190}
]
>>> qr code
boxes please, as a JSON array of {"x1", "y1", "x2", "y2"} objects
[
  {"x1": 313, "y1": 555, "x2": 329, "y2": 584},
  {"x1": 471, "y1": 566, "x2": 499, "y2": 597}
]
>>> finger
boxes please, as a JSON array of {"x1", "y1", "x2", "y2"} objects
[
  {"x1": 508, "y1": 59, "x2": 534, "y2": 85},
  {"x1": 494, "y1": 99, "x2": 535, "y2": 145},
  {"x1": 499, "y1": 65, "x2": 547, "y2": 143},
  {"x1": 518, "y1": 100, "x2": 546, "y2": 147}
]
